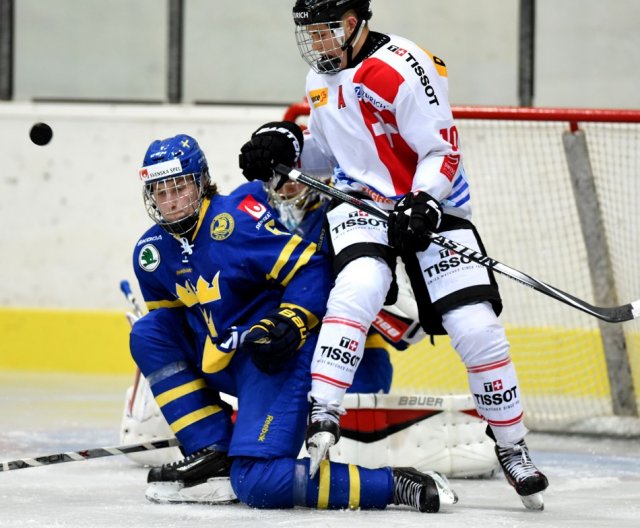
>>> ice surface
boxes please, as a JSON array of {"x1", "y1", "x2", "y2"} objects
[{"x1": 1, "y1": 372, "x2": 639, "y2": 528}]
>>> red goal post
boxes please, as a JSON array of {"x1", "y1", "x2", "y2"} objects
[
  {"x1": 285, "y1": 99, "x2": 640, "y2": 127},
  {"x1": 284, "y1": 101, "x2": 640, "y2": 434}
]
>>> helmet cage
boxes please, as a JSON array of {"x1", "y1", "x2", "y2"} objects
[
  {"x1": 293, "y1": 0, "x2": 371, "y2": 74},
  {"x1": 295, "y1": 21, "x2": 347, "y2": 74},
  {"x1": 139, "y1": 134, "x2": 209, "y2": 236},
  {"x1": 264, "y1": 176, "x2": 327, "y2": 232},
  {"x1": 142, "y1": 169, "x2": 209, "y2": 236}
]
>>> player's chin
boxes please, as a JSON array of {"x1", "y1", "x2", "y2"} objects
[{"x1": 163, "y1": 212, "x2": 188, "y2": 222}]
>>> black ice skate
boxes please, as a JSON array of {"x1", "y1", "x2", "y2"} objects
[
  {"x1": 392, "y1": 467, "x2": 458, "y2": 513},
  {"x1": 145, "y1": 447, "x2": 237, "y2": 504},
  {"x1": 495, "y1": 439, "x2": 549, "y2": 510}
]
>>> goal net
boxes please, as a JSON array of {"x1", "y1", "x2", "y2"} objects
[
  {"x1": 391, "y1": 107, "x2": 640, "y2": 433},
  {"x1": 284, "y1": 102, "x2": 640, "y2": 433}
]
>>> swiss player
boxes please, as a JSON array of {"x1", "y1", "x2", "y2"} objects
[{"x1": 238, "y1": 0, "x2": 548, "y2": 510}]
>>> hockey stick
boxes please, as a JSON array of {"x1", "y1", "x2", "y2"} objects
[
  {"x1": 274, "y1": 164, "x2": 640, "y2": 323},
  {"x1": 0, "y1": 438, "x2": 180, "y2": 472},
  {"x1": 120, "y1": 279, "x2": 145, "y2": 324}
]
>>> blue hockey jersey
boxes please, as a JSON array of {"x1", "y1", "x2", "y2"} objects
[
  {"x1": 132, "y1": 188, "x2": 333, "y2": 386},
  {"x1": 231, "y1": 182, "x2": 395, "y2": 393}
]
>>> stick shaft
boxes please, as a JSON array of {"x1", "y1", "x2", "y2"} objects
[
  {"x1": 0, "y1": 438, "x2": 179, "y2": 472},
  {"x1": 120, "y1": 279, "x2": 145, "y2": 319},
  {"x1": 275, "y1": 164, "x2": 640, "y2": 323}
]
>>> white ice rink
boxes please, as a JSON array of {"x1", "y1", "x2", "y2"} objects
[{"x1": 1, "y1": 371, "x2": 639, "y2": 528}]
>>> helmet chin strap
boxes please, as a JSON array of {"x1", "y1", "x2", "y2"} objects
[{"x1": 341, "y1": 18, "x2": 366, "y2": 67}]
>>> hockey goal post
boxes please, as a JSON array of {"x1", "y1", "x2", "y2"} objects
[{"x1": 284, "y1": 102, "x2": 640, "y2": 434}]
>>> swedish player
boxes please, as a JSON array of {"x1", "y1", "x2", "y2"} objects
[{"x1": 129, "y1": 133, "x2": 457, "y2": 511}]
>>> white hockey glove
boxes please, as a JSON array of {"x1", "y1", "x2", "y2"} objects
[{"x1": 306, "y1": 398, "x2": 345, "y2": 478}]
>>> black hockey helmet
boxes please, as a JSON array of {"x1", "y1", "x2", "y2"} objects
[
  {"x1": 293, "y1": 0, "x2": 372, "y2": 73},
  {"x1": 293, "y1": 0, "x2": 372, "y2": 26}
]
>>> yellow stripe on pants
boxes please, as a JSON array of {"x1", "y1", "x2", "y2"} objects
[
  {"x1": 317, "y1": 459, "x2": 331, "y2": 509},
  {"x1": 169, "y1": 405, "x2": 221, "y2": 434}
]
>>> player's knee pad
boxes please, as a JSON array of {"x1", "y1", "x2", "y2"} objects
[
  {"x1": 230, "y1": 457, "x2": 296, "y2": 509},
  {"x1": 442, "y1": 301, "x2": 509, "y2": 366},
  {"x1": 328, "y1": 257, "x2": 392, "y2": 324}
]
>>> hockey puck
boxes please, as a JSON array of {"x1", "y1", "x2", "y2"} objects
[{"x1": 29, "y1": 122, "x2": 53, "y2": 146}]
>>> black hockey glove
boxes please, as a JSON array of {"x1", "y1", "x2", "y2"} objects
[
  {"x1": 241, "y1": 306, "x2": 309, "y2": 374},
  {"x1": 238, "y1": 121, "x2": 304, "y2": 182},
  {"x1": 387, "y1": 191, "x2": 443, "y2": 253}
]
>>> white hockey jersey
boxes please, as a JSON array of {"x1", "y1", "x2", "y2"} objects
[{"x1": 300, "y1": 33, "x2": 472, "y2": 220}]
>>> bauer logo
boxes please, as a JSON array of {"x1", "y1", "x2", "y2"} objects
[
  {"x1": 372, "y1": 311, "x2": 410, "y2": 342},
  {"x1": 309, "y1": 88, "x2": 329, "y2": 108},
  {"x1": 138, "y1": 244, "x2": 160, "y2": 272},
  {"x1": 139, "y1": 159, "x2": 182, "y2": 182},
  {"x1": 238, "y1": 195, "x2": 268, "y2": 221},
  {"x1": 398, "y1": 395, "x2": 444, "y2": 407}
]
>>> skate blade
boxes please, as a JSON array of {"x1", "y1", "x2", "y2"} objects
[
  {"x1": 307, "y1": 431, "x2": 336, "y2": 479},
  {"x1": 145, "y1": 477, "x2": 238, "y2": 505},
  {"x1": 520, "y1": 491, "x2": 544, "y2": 511},
  {"x1": 426, "y1": 471, "x2": 458, "y2": 505}
]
